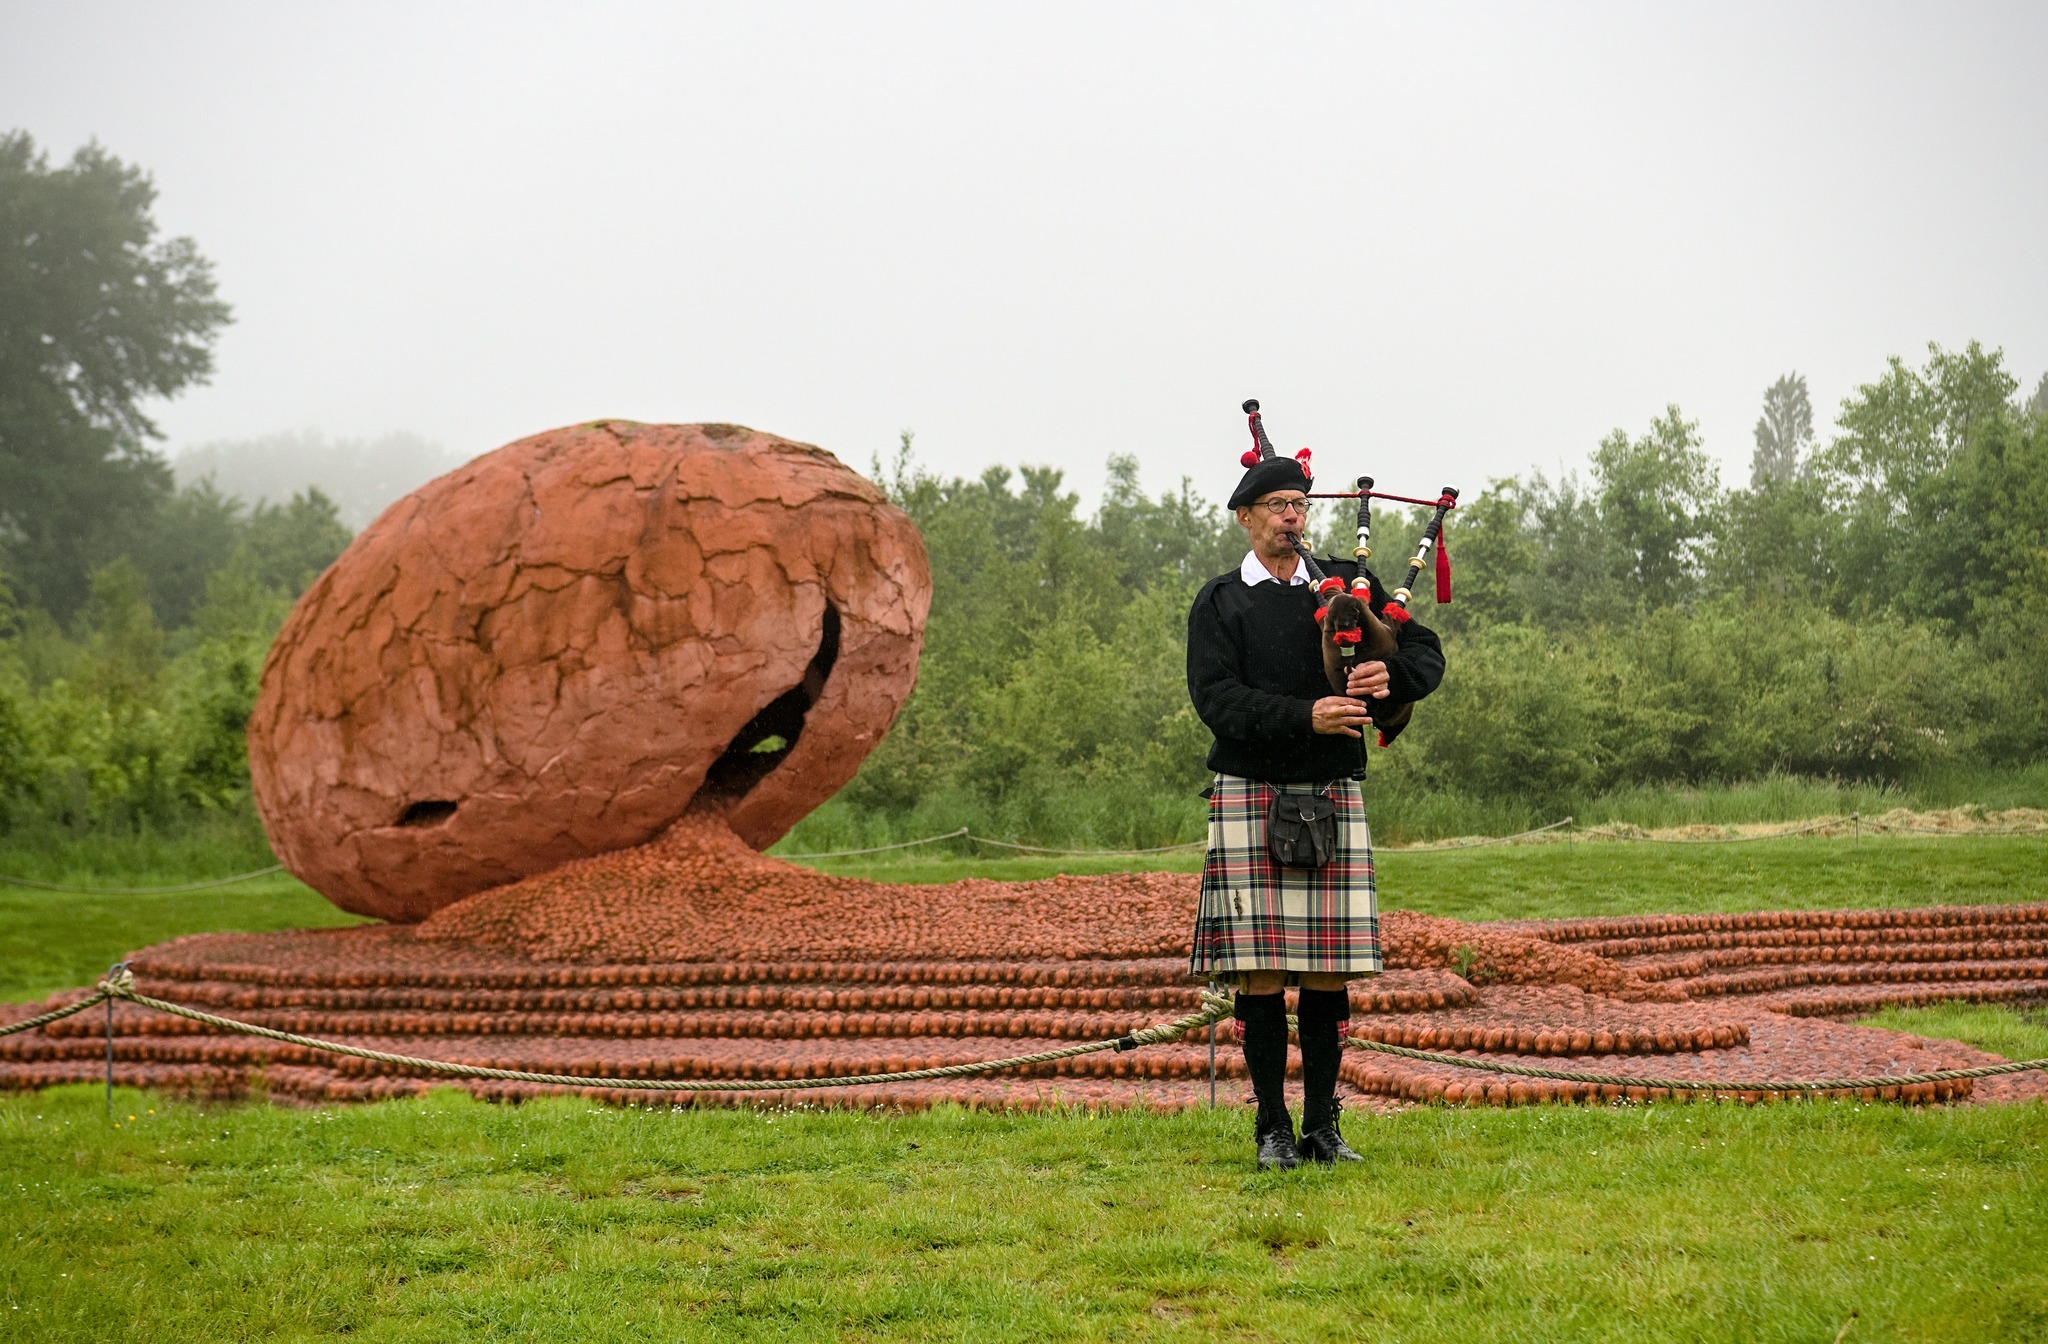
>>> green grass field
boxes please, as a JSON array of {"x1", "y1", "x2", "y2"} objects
[
  {"x1": 4, "y1": 831, "x2": 2047, "y2": 1339},
  {"x1": 773, "y1": 764, "x2": 2048, "y2": 852},
  {"x1": 4, "y1": 1084, "x2": 2046, "y2": 1342},
  {"x1": 810, "y1": 833, "x2": 2048, "y2": 922},
  {"x1": 0, "y1": 878, "x2": 365, "y2": 1005}
]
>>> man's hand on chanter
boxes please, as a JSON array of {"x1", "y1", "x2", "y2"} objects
[
  {"x1": 1346, "y1": 660, "x2": 1391, "y2": 700},
  {"x1": 1311, "y1": 696, "x2": 1374, "y2": 738}
]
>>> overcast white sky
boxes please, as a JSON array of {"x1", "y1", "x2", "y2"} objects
[{"x1": 5, "y1": 1, "x2": 2044, "y2": 510}]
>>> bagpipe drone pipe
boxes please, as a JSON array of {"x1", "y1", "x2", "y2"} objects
[{"x1": 1240, "y1": 398, "x2": 1457, "y2": 750}]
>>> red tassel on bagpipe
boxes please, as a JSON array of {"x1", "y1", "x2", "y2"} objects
[
  {"x1": 1380, "y1": 603, "x2": 1412, "y2": 624},
  {"x1": 1435, "y1": 534, "x2": 1451, "y2": 603},
  {"x1": 1329, "y1": 628, "x2": 1363, "y2": 646}
]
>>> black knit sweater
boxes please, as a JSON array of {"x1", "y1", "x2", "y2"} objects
[{"x1": 1186, "y1": 557, "x2": 1445, "y2": 784}]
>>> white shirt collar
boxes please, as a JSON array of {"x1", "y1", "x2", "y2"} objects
[{"x1": 1239, "y1": 550, "x2": 1309, "y2": 587}]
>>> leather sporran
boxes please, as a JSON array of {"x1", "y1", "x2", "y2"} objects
[{"x1": 1266, "y1": 785, "x2": 1338, "y2": 868}]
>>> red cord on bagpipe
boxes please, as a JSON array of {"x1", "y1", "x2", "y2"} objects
[
  {"x1": 1306, "y1": 490, "x2": 1457, "y2": 511},
  {"x1": 1307, "y1": 490, "x2": 1455, "y2": 604}
]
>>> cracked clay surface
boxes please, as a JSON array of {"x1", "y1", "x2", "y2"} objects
[{"x1": 246, "y1": 421, "x2": 930, "y2": 922}]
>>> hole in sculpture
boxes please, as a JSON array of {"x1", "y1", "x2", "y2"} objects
[
  {"x1": 396, "y1": 800, "x2": 458, "y2": 828},
  {"x1": 700, "y1": 602, "x2": 840, "y2": 799}
]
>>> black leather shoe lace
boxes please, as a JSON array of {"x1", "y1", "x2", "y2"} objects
[
  {"x1": 1299, "y1": 1123, "x2": 1363, "y2": 1164},
  {"x1": 1255, "y1": 1124, "x2": 1301, "y2": 1171}
]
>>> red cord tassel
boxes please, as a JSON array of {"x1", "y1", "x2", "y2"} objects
[{"x1": 1435, "y1": 534, "x2": 1451, "y2": 603}]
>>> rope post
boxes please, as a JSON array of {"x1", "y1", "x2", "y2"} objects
[
  {"x1": 103, "y1": 961, "x2": 126, "y2": 1120},
  {"x1": 1207, "y1": 981, "x2": 1220, "y2": 1109}
]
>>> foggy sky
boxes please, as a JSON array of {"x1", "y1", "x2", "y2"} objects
[{"x1": 4, "y1": 1, "x2": 2045, "y2": 512}]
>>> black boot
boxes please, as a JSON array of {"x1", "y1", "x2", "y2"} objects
[
  {"x1": 1296, "y1": 987, "x2": 1362, "y2": 1164},
  {"x1": 1256, "y1": 1119, "x2": 1302, "y2": 1171},
  {"x1": 1298, "y1": 1108, "x2": 1364, "y2": 1164},
  {"x1": 1235, "y1": 992, "x2": 1298, "y2": 1170}
]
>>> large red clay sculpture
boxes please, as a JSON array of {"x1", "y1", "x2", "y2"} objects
[
  {"x1": 5, "y1": 422, "x2": 2046, "y2": 1111},
  {"x1": 246, "y1": 420, "x2": 930, "y2": 922}
]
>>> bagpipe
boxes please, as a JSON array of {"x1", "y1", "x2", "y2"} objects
[{"x1": 1241, "y1": 398, "x2": 1458, "y2": 747}]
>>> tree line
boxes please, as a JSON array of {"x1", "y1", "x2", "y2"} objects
[
  {"x1": 0, "y1": 133, "x2": 350, "y2": 831},
  {"x1": 825, "y1": 351, "x2": 2047, "y2": 846},
  {"x1": 5, "y1": 129, "x2": 2045, "y2": 847}
]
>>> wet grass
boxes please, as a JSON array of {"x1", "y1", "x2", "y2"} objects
[
  {"x1": 1858, "y1": 1003, "x2": 2048, "y2": 1067},
  {"x1": 804, "y1": 834, "x2": 2048, "y2": 924},
  {"x1": 2, "y1": 1084, "x2": 2044, "y2": 1343},
  {"x1": 6, "y1": 804, "x2": 2046, "y2": 1338},
  {"x1": 776, "y1": 765, "x2": 2048, "y2": 852},
  {"x1": 0, "y1": 878, "x2": 364, "y2": 1005}
]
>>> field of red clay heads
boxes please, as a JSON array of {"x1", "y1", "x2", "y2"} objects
[{"x1": 5, "y1": 812, "x2": 2046, "y2": 1112}]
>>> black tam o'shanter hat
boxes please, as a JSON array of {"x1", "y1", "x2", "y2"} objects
[
  {"x1": 1228, "y1": 454, "x2": 1313, "y2": 510},
  {"x1": 1229, "y1": 398, "x2": 1314, "y2": 509}
]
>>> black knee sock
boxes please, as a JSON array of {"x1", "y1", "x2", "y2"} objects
[
  {"x1": 1297, "y1": 987, "x2": 1351, "y2": 1133},
  {"x1": 1234, "y1": 992, "x2": 1291, "y2": 1135}
]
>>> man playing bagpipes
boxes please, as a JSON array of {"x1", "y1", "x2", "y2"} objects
[{"x1": 1186, "y1": 400, "x2": 1449, "y2": 1170}]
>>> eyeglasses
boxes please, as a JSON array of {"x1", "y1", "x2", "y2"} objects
[{"x1": 1255, "y1": 497, "x2": 1314, "y2": 516}]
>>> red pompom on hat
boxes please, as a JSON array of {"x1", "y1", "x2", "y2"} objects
[{"x1": 1239, "y1": 449, "x2": 1260, "y2": 468}]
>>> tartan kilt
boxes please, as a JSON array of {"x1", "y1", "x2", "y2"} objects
[{"x1": 1188, "y1": 773, "x2": 1381, "y2": 982}]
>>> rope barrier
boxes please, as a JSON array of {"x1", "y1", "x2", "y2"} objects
[
  {"x1": 8, "y1": 815, "x2": 2037, "y2": 895},
  {"x1": 1387, "y1": 818, "x2": 1576, "y2": 852},
  {"x1": 1338, "y1": 1033, "x2": 2048, "y2": 1094},
  {"x1": 71, "y1": 970, "x2": 1230, "y2": 1093},
  {"x1": 778, "y1": 813, "x2": 2043, "y2": 862},
  {"x1": 0, "y1": 991, "x2": 109, "y2": 1036},
  {"x1": 777, "y1": 829, "x2": 969, "y2": 859},
  {"x1": 966, "y1": 836, "x2": 1206, "y2": 856},
  {"x1": 782, "y1": 830, "x2": 1204, "y2": 860},
  {"x1": 1273, "y1": 997, "x2": 2048, "y2": 1094},
  {"x1": 0, "y1": 865, "x2": 284, "y2": 895},
  {"x1": 13, "y1": 976, "x2": 2043, "y2": 1100}
]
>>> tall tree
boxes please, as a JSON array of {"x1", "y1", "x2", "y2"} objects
[
  {"x1": 1818, "y1": 341, "x2": 2015, "y2": 501},
  {"x1": 1590, "y1": 406, "x2": 1720, "y2": 609},
  {"x1": 1750, "y1": 372, "x2": 1813, "y2": 487},
  {"x1": 0, "y1": 132, "x2": 230, "y2": 618},
  {"x1": 1814, "y1": 341, "x2": 2019, "y2": 615}
]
